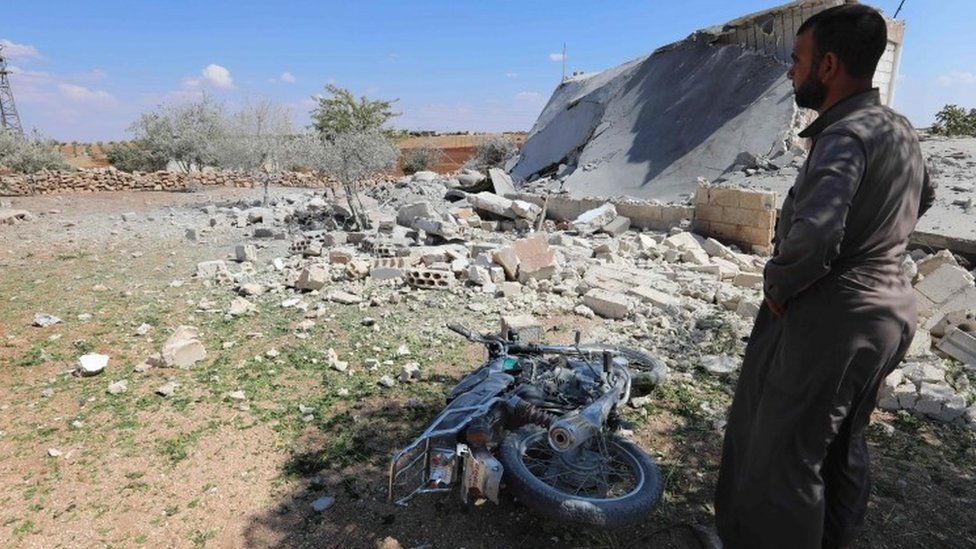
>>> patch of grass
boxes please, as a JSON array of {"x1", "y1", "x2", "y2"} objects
[
  {"x1": 189, "y1": 529, "x2": 217, "y2": 548},
  {"x1": 72, "y1": 339, "x2": 95, "y2": 355},
  {"x1": 56, "y1": 251, "x2": 90, "y2": 261},
  {"x1": 13, "y1": 519, "x2": 35, "y2": 538},
  {"x1": 156, "y1": 431, "x2": 202, "y2": 465},
  {"x1": 13, "y1": 345, "x2": 48, "y2": 368}
]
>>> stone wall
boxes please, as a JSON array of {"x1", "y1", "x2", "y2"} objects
[
  {"x1": 0, "y1": 168, "x2": 333, "y2": 196},
  {"x1": 692, "y1": 185, "x2": 777, "y2": 254}
]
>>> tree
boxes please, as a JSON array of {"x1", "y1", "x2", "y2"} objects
[
  {"x1": 128, "y1": 95, "x2": 227, "y2": 173},
  {"x1": 0, "y1": 129, "x2": 70, "y2": 174},
  {"x1": 215, "y1": 99, "x2": 294, "y2": 205},
  {"x1": 932, "y1": 104, "x2": 976, "y2": 137},
  {"x1": 290, "y1": 131, "x2": 398, "y2": 230},
  {"x1": 310, "y1": 84, "x2": 399, "y2": 140}
]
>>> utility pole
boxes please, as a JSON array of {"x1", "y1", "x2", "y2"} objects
[{"x1": 0, "y1": 44, "x2": 25, "y2": 136}]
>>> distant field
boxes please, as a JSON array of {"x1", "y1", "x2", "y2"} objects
[{"x1": 53, "y1": 133, "x2": 527, "y2": 174}]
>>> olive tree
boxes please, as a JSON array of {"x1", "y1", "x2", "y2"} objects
[
  {"x1": 310, "y1": 84, "x2": 399, "y2": 140},
  {"x1": 215, "y1": 99, "x2": 294, "y2": 205},
  {"x1": 290, "y1": 131, "x2": 398, "y2": 230},
  {"x1": 128, "y1": 95, "x2": 227, "y2": 173},
  {"x1": 0, "y1": 129, "x2": 70, "y2": 174}
]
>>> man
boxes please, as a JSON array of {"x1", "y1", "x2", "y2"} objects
[{"x1": 714, "y1": 5, "x2": 936, "y2": 549}]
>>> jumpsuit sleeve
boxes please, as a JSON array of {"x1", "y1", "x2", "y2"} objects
[
  {"x1": 918, "y1": 164, "x2": 936, "y2": 218},
  {"x1": 763, "y1": 132, "x2": 866, "y2": 305}
]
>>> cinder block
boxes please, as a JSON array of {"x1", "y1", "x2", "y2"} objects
[
  {"x1": 708, "y1": 188, "x2": 741, "y2": 208},
  {"x1": 737, "y1": 191, "x2": 777, "y2": 211},
  {"x1": 695, "y1": 203, "x2": 725, "y2": 223},
  {"x1": 709, "y1": 221, "x2": 739, "y2": 240},
  {"x1": 737, "y1": 225, "x2": 774, "y2": 247},
  {"x1": 405, "y1": 268, "x2": 456, "y2": 290}
]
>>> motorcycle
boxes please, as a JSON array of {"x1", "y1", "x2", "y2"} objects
[{"x1": 388, "y1": 323, "x2": 666, "y2": 528}]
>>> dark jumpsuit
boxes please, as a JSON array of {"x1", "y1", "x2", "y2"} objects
[{"x1": 715, "y1": 89, "x2": 937, "y2": 548}]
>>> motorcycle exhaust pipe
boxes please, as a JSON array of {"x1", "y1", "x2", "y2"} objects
[{"x1": 547, "y1": 364, "x2": 629, "y2": 453}]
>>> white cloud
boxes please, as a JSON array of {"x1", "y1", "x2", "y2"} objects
[
  {"x1": 201, "y1": 63, "x2": 234, "y2": 89},
  {"x1": 57, "y1": 83, "x2": 116, "y2": 105},
  {"x1": 515, "y1": 91, "x2": 543, "y2": 103},
  {"x1": 505, "y1": 72, "x2": 518, "y2": 79},
  {"x1": 937, "y1": 71, "x2": 976, "y2": 87},
  {"x1": 549, "y1": 53, "x2": 566, "y2": 62},
  {"x1": 280, "y1": 71, "x2": 296, "y2": 84},
  {"x1": 0, "y1": 39, "x2": 42, "y2": 61}
]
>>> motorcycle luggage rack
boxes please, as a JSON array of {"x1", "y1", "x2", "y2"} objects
[{"x1": 388, "y1": 398, "x2": 502, "y2": 506}]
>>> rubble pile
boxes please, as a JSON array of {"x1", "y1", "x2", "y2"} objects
[{"x1": 0, "y1": 167, "x2": 340, "y2": 196}]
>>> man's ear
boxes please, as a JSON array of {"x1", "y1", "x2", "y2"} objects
[{"x1": 819, "y1": 52, "x2": 840, "y2": 82}]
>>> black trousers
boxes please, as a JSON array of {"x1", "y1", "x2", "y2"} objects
[{"x1": 715, "y1": 293, "x2": 914, "y2": 549}]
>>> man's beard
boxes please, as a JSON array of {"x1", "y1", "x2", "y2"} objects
[{"x1": 794, "y1": 69, "x2": 827, "y2": 110}]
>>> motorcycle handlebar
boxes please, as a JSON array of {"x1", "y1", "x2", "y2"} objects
[{"x1": 446, "y1": 323, "x2": 479, "y2": 341}]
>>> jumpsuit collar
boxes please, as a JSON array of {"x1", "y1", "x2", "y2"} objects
[{"x1": 798, "y1": 88, "x2": 881, "y2": 139}]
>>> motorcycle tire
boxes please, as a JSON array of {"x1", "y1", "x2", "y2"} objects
[
  {"x1": 498, "y1": 425, "x2": 663, "y2": 529},
  {"x1": 576, "y1": 345, "x2": 665, "y2": 372}
]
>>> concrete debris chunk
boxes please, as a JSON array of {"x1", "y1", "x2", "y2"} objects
[
  {"x1": 512, "y1": 234, "x2": 557, "y2": 282},
  {"x1": 572, "y1": 204, "x2": 617, "y2": 235},
  {"x1": 107, "y1": 380, "x2": 128, "y2": 395},
  {"x1": 235, "y1": 244, "x2": 258, "y2": 263},
  {"x1": 329, "y1": 290, "x2": 363, "y2": 305},
  {"x1": 196, "y1": 260, "x2": 230, "y2": 280},
  {"x1": 915, "y1": 264, "x2": 974, "y2": 309},
  {"x1": 488, "y1": 167, "x2": 517, "y2": 196},
  {"x1": 582, "y1": 288, "x2": 634, "y2": 319},
  {"x1": 916, "y1": 250, "x2": 959, "y2": 278},
  {"x1": 627, "y1": 285, "x2": 679, "y2": 308},
  {"x1": 491, "y1": 247, "x2": 521, "y2": 280},
  {"x1": 0, "y1": 209, "x2": 33, "y2": 224},
  {"x1": 156, "y1": 382, "x2": 179, "y2": 397},
  {"x1": 76, "y1": 353, "x2": 109, "y2": 377},
  {"x1": 732, "y1": 272, "x2": 764, "y2": 289},
  {"x1": 295, "y1": 265, "x2": 329, "y2": 291},
  {"x1": 510, "y1": 200, "x2": 542, "y2": 221},
  {"x1": 228, "y1": 296, "x2": 256, "y2": 316},
  {"x1": 501, "y1": 314, "x2": 543, "y2": 343},
  {"x1": 33, "y1": 313, "x2": 62, "y2": 328},
  {"x1": 663, "y1": 232, "x2": 703, "y2": 252},
  {"x1": 467, "y1": 192, "x2": 516, "y2": 219},
  {"x1": 701, "y1": 354, "x2": 738, "y2": 375},
  {"x1": 601, "y1": 216, "x2": 631, "y2": 237},
  {"x1": 399, "y1": 362, "x2": 421, "y2": 383},
  {"x1": 160, "y1": 326, "x2": 207, "y2": 368}
]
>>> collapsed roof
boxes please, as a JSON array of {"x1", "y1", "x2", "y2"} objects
[{"x1": 510, "y1": 0, "x2": 904, "y2": 202}]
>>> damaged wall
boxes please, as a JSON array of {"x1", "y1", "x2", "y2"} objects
[{"x1": 511, "y1": 0, "x2": 905, "y2": 203}]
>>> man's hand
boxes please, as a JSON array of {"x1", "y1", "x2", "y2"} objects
[{"x1": 765, "y1": 295, "x2": 786, "y2": 317}]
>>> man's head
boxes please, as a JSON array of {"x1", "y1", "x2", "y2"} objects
[{"x1": 789, "y1": 4, "x2": 888, "y2": 110}]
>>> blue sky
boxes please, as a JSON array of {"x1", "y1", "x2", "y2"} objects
[{"x1": 3, "y1": 0, "x2": 974, "y2": 141}]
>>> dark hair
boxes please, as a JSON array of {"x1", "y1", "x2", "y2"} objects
[{"x1": 797, "y1": 4, "x2": 888, "y2": 78}]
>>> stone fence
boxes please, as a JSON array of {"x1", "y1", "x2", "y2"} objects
[{"x1": 0, "y1": 168, "x2": 334, "y2": 196}]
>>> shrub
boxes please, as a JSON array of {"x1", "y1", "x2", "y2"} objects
[
  {"x1": 105, "y1": 143, "x2": 168, "y2": 173},
  {"x1": 310, "y1": 84, "x2": 399, "y2": 140},
  {"x1": 401, "y1": 146, "x2": 444, "y2": 175},
  {"x1": 932, "y1": 104, "x2": 976, "y2": 137},
  {"x1": 467, "y1": 135, "x2": 517, "y2": 170},
  {"x1": 0, "y1": 130, "x2": 71, "y2": 173}
]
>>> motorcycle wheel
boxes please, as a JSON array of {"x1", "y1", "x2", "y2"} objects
[{"x1": 498, "y1": 425, "x2": 662, "y2": 528}]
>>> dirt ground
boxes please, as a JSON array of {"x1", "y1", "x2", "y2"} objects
[{"x1": 0, "y1": 188, "x2": 974, "y2": 548}]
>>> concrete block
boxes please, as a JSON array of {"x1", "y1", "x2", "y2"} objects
[
  {"x1": 235, "y1": 244, "x2": 258, "y2": 263},
  {"x1": 405, "y1": 268, "x2": 455, "y2": 290},
  {"x1": 915, "y1": 265, "x2": 974, "y2": 305},
  {"x1": 296, "y1": 265, "x2": 329, "y2": 291},
  {"x1": 627, "y1": 285, "x2": 679, "y2": 308},
  {"x1": 370, "y1": 267, "x2": 404, "y2": 281},
  {"x1": 501, "y1": 314, "x2": 543, "y2": 343},
  {"x1": 583, "y1": 288, "x2": 634, "y2": 319},
  {"x1": 510, "y1": 200, "x2": 542, "y2": 221},
  {"x1": 682, "y1": 248, "x2": 711, "y2": 266},
  {"x1": 468, "y1": 192, "x2": 516, "y2": 219},
  {"x1": 601, "y1": 215, "x2": 631, "y2": 236},
  {"x1": 488, "y1": 168, "x2": 517, "y2": 196},
  {"x1": 737, "y1": 190, "x2": 777, "y2": 211},
  {"x1": 695, "y1": 203, "x2": 725, "y2": 223},
  {"x1": 916, "y1": 250, "x2": 959, "y2": 278},
  {"x1": 733, "y1": 272, "x2": 764, "y2": 289},
  {"x1": 937, "y1": 326, "x2": 976, "y2": 366},
  {"x1": 706, "y1": 187, "x2": 741, "y2": 208},
  {"x1": 329, "y1": 249, "x2": 354, "y2": 264},
  {"x1": 701, "y1": 237, "x2": 732, "y2": 258},
  {"x1": 663, "y1": 231, "x2": 703, "y2": 251},
  {"x1": 573, "y1": 203, "x2": 618, "y2": 235}
]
